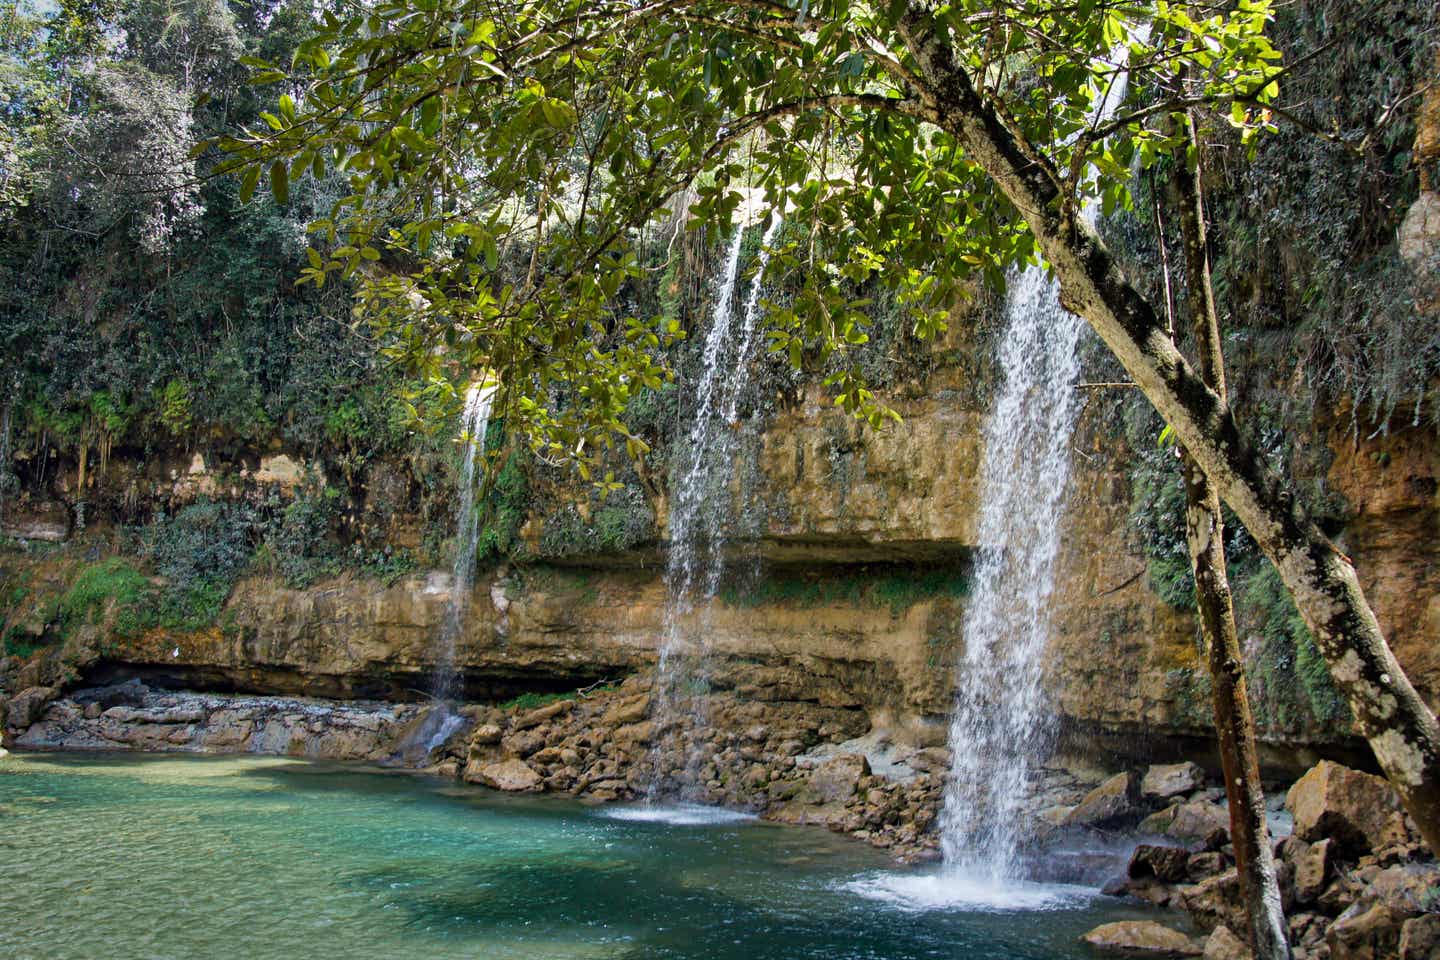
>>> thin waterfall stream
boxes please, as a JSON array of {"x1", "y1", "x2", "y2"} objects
[
  {"x1": 642, "y1": 213, "x2": 782, "y2": 805},
  {"x1": 408, "y1": 380, "x2": 499, "y2": 758}
]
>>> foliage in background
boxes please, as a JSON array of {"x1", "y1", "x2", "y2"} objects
[
  {"x1": 147, "y1": 501, "x2": 257, "y2": 623},
  {"x1": 254, "y1": 483, "x2": 342, "y2": 588},
  {"x1": 1203, "y1": 0, "x2": 1439, "y2": 433},
  {"x1": 0, "y1": 0, "x2": 419, "y2": 487},
  {"x1": 1241, "y1": 564, "x2": 1352, "y2": 732}
]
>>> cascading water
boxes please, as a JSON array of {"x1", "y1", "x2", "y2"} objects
[
  {"x1": 409, "y1": 380, "x2": 498, "y2": 756},
  {"x1": 936, "y1": 267, "x2": 1087, "y2": 879},
  {"x1": 936, "y1": 33, "x2": 1149, "y2": 883},
  {"x1": 643, "y1": 213, "x2": 782, "y2": 803}
]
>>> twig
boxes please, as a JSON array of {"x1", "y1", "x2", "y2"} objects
[{"x1": 576, "y1": 677, "x2": 617, "y2": 697}]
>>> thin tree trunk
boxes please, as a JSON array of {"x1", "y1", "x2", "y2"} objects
[
  {"x1": 1172, "y1": 111, "x2": 1290, "y2": 960},
  {"x1": 893, "y1": 6, "x2": 1440, "y2": 855}
]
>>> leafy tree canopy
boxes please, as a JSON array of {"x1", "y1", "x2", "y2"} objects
[
  {"x1": 215, "y1": 0, "x2": 1287, "y2": 481},
  {"x1": 0, "y1": 0, "x2": 425, "y2": 467}
]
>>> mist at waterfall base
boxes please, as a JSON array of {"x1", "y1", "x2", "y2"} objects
[
  {"x1": 406, "y1": 381, "x2": 498, "y2": 759},
  {"x1": 643, "y1": 214, "x2": 782, "y2": 805},
  {"x1": 0, "y1": 752, "x2": 1161, "y2": 960}
]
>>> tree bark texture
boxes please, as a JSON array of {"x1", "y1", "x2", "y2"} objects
[{"x1": 1172, "y1": 111, "x2": 1290, "y2": 960}]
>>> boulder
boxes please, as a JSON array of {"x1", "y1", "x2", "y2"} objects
[
  {"x1": 1143, "y1": 762, "x2": 1206, "y2": 801},
  {"x1": 465, "y1": 758, "x2": 542, "y2": 792},
  {"x1": 803, "y1": 754, "x2": 870, "y2": 804},
  {"x1": 501, "y1": 728, "x2": 547, "y2": 758},
  {"x1": 1374, "y1": 811, "x2": 1427, "y2": 865},
  {"x1": 5, "y1": 686, "x2": 56, "y2": 730},
  {"x1": 1140, "y1": 804, "x2": 1181, "y2": 835},
  {"x1": 1293, "y1": 838, "x2": 1332, "y2": 904},
  {"x1": 602, "y1": 694, "x2": 650, "y2": 727},
  {"x1": 1202, "y1": 926, "x2": 1252, "y2": 960},
  {"x1": 1285, "y1": 761, "x2": 1404, "y2": 857},
  {"x1": 1080, "y1": 921, "x2": 1202, "y2": 956},
  {"x1": 1128, "y1": 844, "x2": 1192, "y2": 884},
  {"x1": 513, "y1": 699, "x2": 574, "y2": 731},
  {"x1": 1065, "y1": 772, "x2": 1139, "y2": 827},
  {"x1": 1176, "y1": 871, "x2": 1247, "y2": 934},
  {"x1": 1167, "y1": 801, "x2": 1231, "y2": 848},
  {"x1": 1187, "y1": 851, "x2": 1228, "y2": 882},
  {"x1": 1327, "y1": 904, "x2": 1403, "y2": 960},
  {"x1": 1399, "y1": 915, "x2": 1440, "y2": 960},
  {"x1": 1363, "y1": 862, "x2": 1440, "y2": 918},
  {"x1": 471, "y1": 723, "x2": 503, "y2": 745},
  {"x1": 612, "y1": 721, "x2": 655, "y2": 744}
]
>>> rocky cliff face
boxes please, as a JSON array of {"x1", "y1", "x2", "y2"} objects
[
  {"x1": 2, "y1": 321, "x2": 1436, "y2": 762},
  {"x1": 6, "y1": 380, "x2": 1434, "y2": 768}
]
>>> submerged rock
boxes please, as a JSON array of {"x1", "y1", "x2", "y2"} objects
[
  {"x1": 465, "y1": 758, "x2": 542, "y2": 792},
  {"x1": 1080, "y1": 920, "x2": 1202, "y2": 956}
]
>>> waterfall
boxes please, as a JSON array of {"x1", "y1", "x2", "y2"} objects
[
  {"x1": 409, "y1": 380, "x2": 498, "y2": 756},
  {"x1": 936, "y1": 267, "x2": 1087, "y2": 878},
  {"x1": 645, "y1": 213, "x2": 782, "y2": 801},
  {"x1": 937, "y1": 33, "x2": 1148, "y2": 881}
]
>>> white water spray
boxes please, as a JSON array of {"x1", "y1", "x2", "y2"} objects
[
  {"x1": 646, "y1": 213, "x2": 783, "y2": 800},
  {"x1": 409, "y1": 380, "x2": 498, "y2": 755},
  {"x1": 936, "y1": 267, "x2": 1087, "y2": 878},
  {"x1": 936, "y1": 32, "x2": 1149, "y2": 882}
]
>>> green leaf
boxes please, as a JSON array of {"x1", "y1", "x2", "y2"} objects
[
  {"x1": 239, "y1": 165, "x2": 260, "y2": 204},
  {"x1": 269, "y1": 160, "x2": 289, "y2": 204}
]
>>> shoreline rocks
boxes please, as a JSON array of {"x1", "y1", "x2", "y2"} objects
[
  {"x1": 1081, "y1": 921, "x2": 1202, "y2": 956},
  {"x1": 11, "y1": 684, "x2": 423, "y2": 761},
  {"x1": 1095, "y1": 758, "x2": 1436, "y2": 960}
]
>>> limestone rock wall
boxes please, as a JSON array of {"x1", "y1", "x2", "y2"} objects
[{"x1": 2, "y1": 364, "x2": 1435, "y2": 759}]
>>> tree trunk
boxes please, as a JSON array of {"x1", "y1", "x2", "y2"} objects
[
  {"x1": 1172, "y1": 111, "x2": 1290, "y2": 960},
  {"x1": 894, "y1": 7, "x2": 1440, "y2": 854}
]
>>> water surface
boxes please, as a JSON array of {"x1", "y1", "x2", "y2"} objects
[{"x1": 1, "y1": 752, "x2": 1154, "y2": 960}]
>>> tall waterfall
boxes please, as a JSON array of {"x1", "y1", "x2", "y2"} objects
[
  {"x1": 937, "y1": 35, "x2": 1147, "y2": 880},
  {"x1": 411, "y1": 380, "x2": 498, "y2": 756},
  {"x1": 645, "y1": 214, "x2": 782, "y2": 800},
  {"x1": 936, "y1": 267, "x2": 1087, "y2": 878}
]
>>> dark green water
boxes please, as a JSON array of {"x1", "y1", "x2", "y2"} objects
[{"x1": 0, "y1": 752, "x2": 1153, "y2": 960}]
